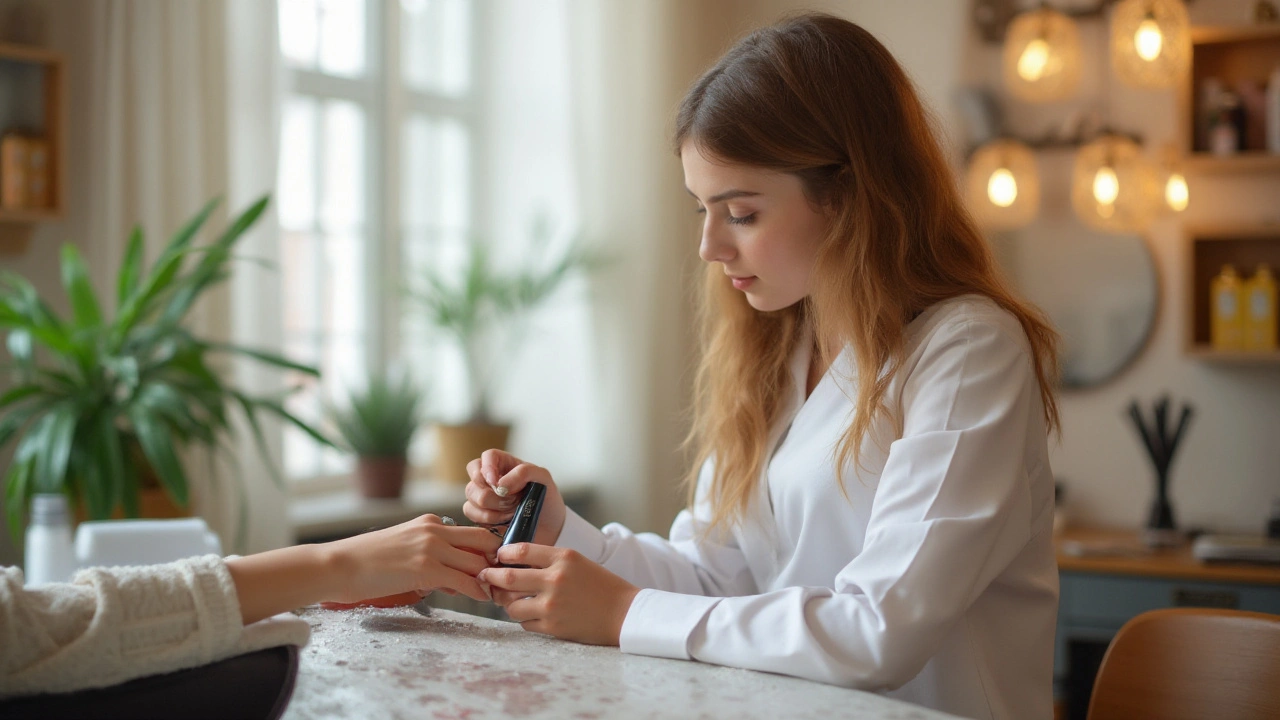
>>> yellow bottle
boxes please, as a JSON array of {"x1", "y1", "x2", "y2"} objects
[
  {"x1": 1244, "y1": 264, "x2": 1278, "y2": 351},
  {"x1": 1210, "y1": 264, "x2": 1245, "y2": 350}
]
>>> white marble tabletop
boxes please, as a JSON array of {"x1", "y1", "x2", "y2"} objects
[{"x1": 283, "y1": 605, "x2": 960, "y2": 720}]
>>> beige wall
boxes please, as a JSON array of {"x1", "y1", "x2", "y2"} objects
[{"x1": 0, "y1": 0, "x2": 93, "y2": 564}]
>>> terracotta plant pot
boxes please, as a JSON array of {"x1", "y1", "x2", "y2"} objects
[
  {"x1": 433, "y1": 423, "x2": 511, "y2": 485},
  {"x1": 356, "y1": 456, "x2": 409, "y2": 499}
]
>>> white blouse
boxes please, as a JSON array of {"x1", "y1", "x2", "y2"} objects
[{"x1": 557, "y1": 295, "x2": 1058, "y2": 720}]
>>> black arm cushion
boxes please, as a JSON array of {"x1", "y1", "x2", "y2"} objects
[{"x1": 0, "y1": 644, "x2": 300, "y2": 720}]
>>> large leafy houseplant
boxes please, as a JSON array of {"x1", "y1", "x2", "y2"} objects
[
  {"x1": 402, "y1": 219, "x2": 603, "y2": 484},
  {"x1": 0, "y1": 196, "x2": 333, "y2": 538}
]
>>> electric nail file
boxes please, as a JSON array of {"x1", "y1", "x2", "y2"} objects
[{"x1": 499, "y1": 482, "x2": 546, "y2": 568}]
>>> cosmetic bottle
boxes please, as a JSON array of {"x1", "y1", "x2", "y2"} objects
[
  {"x1": 1210, "y1": 264, "x2": 1245, "y2": 350},
  {"x1": 1245, "y1": 264, "x2": 1278, "y2": 351},
  {"x1": 24, "y1": 494, "x2": 78, "y2": 586}
]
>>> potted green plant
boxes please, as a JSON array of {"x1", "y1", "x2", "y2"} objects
[
  {"x1": 403, "y1": 218, "x2": 603, "y2": 484},
  {"x1": 327, "y1": 372, "x2": 425, "y2": 499},
  {"x1": 0, "y1": 196, "x2": 334, "y2": 539}
]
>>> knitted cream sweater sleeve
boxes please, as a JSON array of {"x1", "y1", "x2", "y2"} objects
[{"x1": 0, "y1": 554, "x2": 310, "y2": 698}]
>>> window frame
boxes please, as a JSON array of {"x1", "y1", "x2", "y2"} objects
[{"x1": 278, "y1": 0, "x2": 484, "y2": 488}]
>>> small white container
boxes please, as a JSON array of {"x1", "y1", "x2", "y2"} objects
[
  {"x1": 24, "y1": 494, "x2": 79, "y2": 586},
  {"x1": 75, "y1": 517, "x2": 222, "y2": 568}
]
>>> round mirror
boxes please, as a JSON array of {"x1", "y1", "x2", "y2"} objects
[{"x1": 992, "y1": 215, "x2": 1158, "y2": 389}]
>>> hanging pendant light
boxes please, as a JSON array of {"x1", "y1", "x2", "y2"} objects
[
  {"x1": 1111, "y1": 0, "x2": 1191, "y2": 89},
  {"x1": 966, "y1": 139, "x2": 1040, "y2": 230},
  {"x1": 1156, "y1": 144, "x2": 1190, "y2": 212},
  {"x1": 1072, "y1": 134, "x2": 1158, "y2": 233},
  {"x1": 1003, "y1": 7, "x2": 1082, "y2": 102}
]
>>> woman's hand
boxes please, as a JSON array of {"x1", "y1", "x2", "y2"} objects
[
  {"x1": 324, "y1": 514, "x2": 500, "y2": 604},
  {"x1": 462, "y1": 449, "x2": 567, "y2": 546},
  {"x1": 477, "y1": 543, "x2": 640, "y2": 646},
  {"x1": 225, "y1": 514, "x2": 500, "y2": 625}
]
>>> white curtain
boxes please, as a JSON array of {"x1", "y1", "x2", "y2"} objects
[{"x1": 85, "y1": 0, "x2": 285, "y2": 552}]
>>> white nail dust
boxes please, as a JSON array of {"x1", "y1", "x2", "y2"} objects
[{"x1": 494, "y1": 486, "x2": 510, "y2": 497}]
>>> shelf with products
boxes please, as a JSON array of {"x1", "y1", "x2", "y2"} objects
[
  {"x1": 1185, "y1": 226, "x2": 1280, "y2": 361},
  {"x1": 1179, "y1": 25, "x2": 1280, "y2": 172},
  {"x1": 0, "y1": 42, "x2": 65, "y2": 224}
]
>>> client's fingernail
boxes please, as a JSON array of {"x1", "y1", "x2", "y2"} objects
[
  {"x1": 476, "y1": 569, "x2": 489, "y2": 583},
  {"x1": 494, "y1": 486, "x2": 510, "y2": 498},
  {"x1": 480, "y1": 582, "x2": 492, "y2": 600}
]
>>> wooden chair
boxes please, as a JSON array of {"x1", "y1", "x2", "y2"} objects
[{"x1": 1087, "y1": 608, "x2": 1280, "y2": 720}]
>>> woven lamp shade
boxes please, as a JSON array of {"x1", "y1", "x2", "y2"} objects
[
  {"x1": 1071, "y1": 135, "x2": 1158, "y2": 233},
  {"x1": 1002, "y1": 7, "x2": 1082, "y2": 103},
  {"x1": 1111, "y1": 0, "x2": 1190, "y2": 89},
  {"x1": 966, "y1": 140, "x2": 1040, "y2": 231}
]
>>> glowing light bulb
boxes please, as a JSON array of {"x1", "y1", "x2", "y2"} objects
[
  {"x1": 1135, "y1": 18, "x2": 1163, "y2": 62},
  {"x1": 1093, "y1": 166, "x2": 1119, "y2": 205},
  {"x1": 1165, "y1": 172, "x2": 1188, "y2": 212},
  {"x1": 987, "y1": 168, "x2": 1018, "y2": 208},
  {"x1": 1017, "y1": 38, "x2": 1051, "y2": 81}
]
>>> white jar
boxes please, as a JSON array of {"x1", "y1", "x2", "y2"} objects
[{"x1": 24, "y1": 494, "x2": 79, "y2": 586}]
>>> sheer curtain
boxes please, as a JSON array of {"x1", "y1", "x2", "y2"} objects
[{"x1": 85, "y1": 0, "x2": 285, "y2": 552}]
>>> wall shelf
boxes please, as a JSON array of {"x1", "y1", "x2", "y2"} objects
[
  {"x1": 1185, "y1": 226, "x2": 1280, "y2": 360},
  {"x1": 0, "y1": 42, "x2": 66, "y2": 224},
  {"x1": 1185, "y1": 152, "x2": 1280, "y2": 173},
  {"x1": 1180, "y1": 25, "x2": 1280, "y2": 162},
  {"x1": 1184, "y1": 347, "x2": 1280, "y2": 363}
]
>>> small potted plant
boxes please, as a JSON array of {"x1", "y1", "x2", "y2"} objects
[
  {"x1": 403, "y1": 217, "x2": 602, "y2": 484},
  {"x1": 0, "y1": 196, "x2": 335, "y2": 539},
  {"x1": 327, "y1": 373, "x2": 426, "y2": 499}
]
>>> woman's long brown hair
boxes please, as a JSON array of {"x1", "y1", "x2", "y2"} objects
[{"x1": 676, "y1": 13, "x2": 1060, "y2": 535}]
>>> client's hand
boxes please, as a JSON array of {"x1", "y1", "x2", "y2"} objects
[
  {"x1": 323, "y1": 514, "x2": 500, "y2": 606},
  {"x1": 225, "y1": 514, "x2": 500, "y2": 625}
]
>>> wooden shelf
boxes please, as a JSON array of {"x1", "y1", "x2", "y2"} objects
[
  {"x1": 1185, "y1": 226, "x2": 1280, "y2": 358},
  {"x1": 1184, "y1": 347, "x2": 1280, "y2": 363},
  {"x1": 1185, "y1": 152, "x2": 1280, "y2": 173},
  {"x1": 1180, "y1": 25, "x2": 1280, "y2": 161},
  {"x1": 0, "y1": 43, "x2": 65, "y2": 223},
  {"x1": 0, "y1": 207, "x2": 61, "y2": 224}
]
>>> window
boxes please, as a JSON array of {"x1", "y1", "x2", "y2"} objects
[{"x1": 276, "y1": 0, "x2": 477, "y2": 480}]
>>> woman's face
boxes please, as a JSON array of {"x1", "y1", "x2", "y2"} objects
[{"x1": 681, "y1": 142, "x2": 830, "y2": 312}]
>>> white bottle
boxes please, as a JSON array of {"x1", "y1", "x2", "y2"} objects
[
  {"x1": 24, "y1": 494, "x2": 79, "y2": 586},
  {"x1": 1268, "y1": 66, "x2": 1280, "y2": 154}
]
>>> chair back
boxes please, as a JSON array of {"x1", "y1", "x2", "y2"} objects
[{"x1": 1088, "y1": 607, "x2": 1280, "y2": 720}]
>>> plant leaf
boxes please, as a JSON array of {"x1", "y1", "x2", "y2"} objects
[
  {"x1": 127, "y1": 407, "x2": 188, "y2": 507},
  {"x1": 117, "y1": 227, "x2": 145, "y2": 309},
  {"x1": 94, "y1": 412, "x2": 125, "y2": 520},
  {"x1": 35, "y1": 402, "x2": 77, "y2": 494},
  {"x1": 60, "y1": 244, "x2": 103, "y2": 329},
  {"x1": 203, "y1": 342, "x2": 320, "y2": 376},
  {"x1": 231, "y1": 393, "x2": 285, "y2": 492},
  {"x1": 254, "y1": 396, "x2": 337, "y2": 449},
  {"x1": 4, "y1": 456, "x2": 33, "y2": 544},
  {"x1": 0, "y1": 383, "x2": 44, "y2": 411}
]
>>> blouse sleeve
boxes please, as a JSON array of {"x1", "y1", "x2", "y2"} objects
[
  {"x1": 555, "y1": 462, "x2": 758, "y2": 601},
  {"x1": 616, "y1": 317, "x2": 1046, "y2": 690},
  {"x1": 0, "y1": 555, "x2": 309, "y2": 698}
]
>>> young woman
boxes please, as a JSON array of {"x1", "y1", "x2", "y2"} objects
[
  {"x1": 464, "y1": 13, "x2": 1061, "y2": 720},
  {"x1": 1, "y1": 514, "x2": 498, "y2": 698}
]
